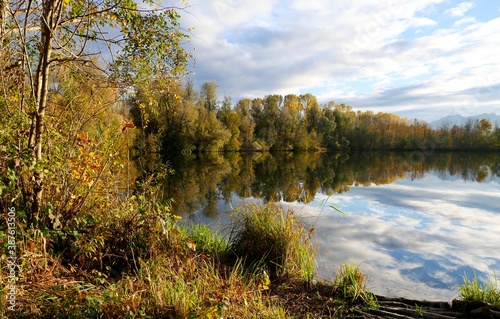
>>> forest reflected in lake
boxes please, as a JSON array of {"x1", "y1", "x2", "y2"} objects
[{"x1": 161, "y1": 151, "x2": 500, "y2": 218}]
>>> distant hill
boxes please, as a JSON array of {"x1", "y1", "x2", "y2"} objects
[{"x1": 429, "y1": 113, "x2": 500, "y2": 129}]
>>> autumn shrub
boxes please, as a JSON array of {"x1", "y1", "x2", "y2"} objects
[
  {"x1": 228, "y1": 203, "x2": 316, "y2": 281},
  {"x1": 68, "y1": 164, "x2": 187, "y2": 274}
]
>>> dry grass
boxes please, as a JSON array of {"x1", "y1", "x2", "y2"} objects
[{"x1": 1, "y1": 203, "x2": 379, "y2": 318}]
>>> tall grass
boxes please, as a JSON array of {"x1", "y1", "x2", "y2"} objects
[
  {"x1": 459, "y1": 272, "x2": 500, "y2": 305},
  {"x1": 334, "y1": 263, "x2": 378, "y2": 309},
  {"x1": 228, "y1": 203, "x2": 316, "y2": 282},
  {"x1": 187, "y1": 223, "x2": 228, "y2": 255},
  {"x1": 125, "y1": 255, "x2": 288, "y2": 318},
  {"x1": 1, "y1": 202, "x2": 289, "y2": 318}
]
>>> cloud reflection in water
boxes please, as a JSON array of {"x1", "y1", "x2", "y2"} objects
[{"x1": 290, "y1": 172, "x2": 500, "y2": 301}]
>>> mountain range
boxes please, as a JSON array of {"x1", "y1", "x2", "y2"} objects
[{"x1": 429, "y1": 113, "x2": 500, "y2": 129}]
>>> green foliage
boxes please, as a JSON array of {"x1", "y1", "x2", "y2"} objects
[
  {"x1": 194, "y1": 107, "x2": 232, "y2": 152},
  {"x1": 201, "y1": 80, "x2": 219, "y2": 112},
  {"x1": 111, "y1": 4, "x2": 191, "y2": 88},
  {"x1": 139, "y1": 80, "x2": 500, "y2": 154},
  {"x1": 145, "y1": 81, "x2": 500, "y2": 155},
  {"x1": 0, "y1": 113, "x2": 33, "y2": 214},
  {"x1": 415, "y1": 303, "x2": 424, "y2": 317},
  {"x1": 459, "y1": 272, "x2": 500, "y2": 305},
  {"x1": 130, "y1": 80, "x2": 232, "y2": 159},
  {"x1": 218, "y1": 96, "x2": 242, "y2": 151},
  {"x1": 1, "y1": 0, "x2": 191, "y2": 226}
]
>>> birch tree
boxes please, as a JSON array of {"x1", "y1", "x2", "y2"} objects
[{"x1": 0, "y1": 0, "x2": 190, "y2": 226}]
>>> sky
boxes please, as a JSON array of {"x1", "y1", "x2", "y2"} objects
[{"x1": 180, "y1": 0, "x2": 500, "y2": 122}]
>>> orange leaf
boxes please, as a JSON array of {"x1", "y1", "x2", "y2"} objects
[
  {"x1": 77, "y1": 133, "x2": 88, "y2": 144},
  {"x1": 122, "y1": 120, "x2": 136, "y2": 132}
]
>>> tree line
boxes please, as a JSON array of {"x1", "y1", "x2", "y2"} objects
[{"x1": 130, "y1": 80, "x2": 500, "y2": 157}]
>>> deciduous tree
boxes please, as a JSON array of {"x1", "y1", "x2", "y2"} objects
[{"x1": 1, "y1": 0, "x2": 190, "y2": 226}]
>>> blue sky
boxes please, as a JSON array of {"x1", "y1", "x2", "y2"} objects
[{"x1": 181, "y1": 0, "x2": 500, "y2": 121}]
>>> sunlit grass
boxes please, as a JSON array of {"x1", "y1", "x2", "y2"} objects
[
  {"x1": 1, "y1": 201, "x2": 380, "y2": 318},
  {"x1": 459, "y1": 272, "x2": 500, "y2": 305},
  {"x1": 334, "y1": 263, "x2": 378, "y2": 309},
  {"x1": 187, "y1": 223, "x2": 228, "y2": 255},
  {"x1": 228, "y1": 203, "x2": 316, "y2": 282}
]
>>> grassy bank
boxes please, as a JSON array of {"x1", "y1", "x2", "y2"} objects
[
  {"x1": 1, "y1": 202, "x2": 379, "y2": 318},
  {"x1": 3, "y1": 201, "x2": 500, "y2": 318}
]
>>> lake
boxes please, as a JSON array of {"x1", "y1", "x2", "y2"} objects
[{"x1": 162, "y1": 151, "x2": 500, "y2": 301}]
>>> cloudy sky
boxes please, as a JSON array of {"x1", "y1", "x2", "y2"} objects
[{"x1": 180, "y1": 0, "x2": 500, "y2": 121}]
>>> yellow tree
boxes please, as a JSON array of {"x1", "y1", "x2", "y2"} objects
[
  {"x1": 475, "y1": 118, "x2": 493, "y2": 148},
  {"x1": 477, "y1": 118, "x2": 493, "y2": 135}
]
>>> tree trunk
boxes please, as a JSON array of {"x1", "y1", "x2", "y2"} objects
[
  {"x1": 0, "y1": 0, "x2": 5, "y2": 39},
  {"x1": 29, "y1": 0, "x2": 60, "y2": 226}
]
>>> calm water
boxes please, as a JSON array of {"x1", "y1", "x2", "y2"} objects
[{"x1": 162, "y1": 151, "x2": 500, "y2": 301}]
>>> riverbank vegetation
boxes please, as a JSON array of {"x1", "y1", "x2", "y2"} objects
[
  {"x1": 2, "y1": 0, "x2": 500, "y2": 317},
  {"x1": 459, "y1": 273, "x2": 500, "y2": 306},
  {"x1": 1, "y1": 201, "x2": 380, "y2": 318}
]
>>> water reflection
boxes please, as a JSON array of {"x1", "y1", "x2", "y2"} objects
[
  {"x1": 310, "y1": 175, "x2": 500, "y2": 301},
  {"x1": 161, "y1": 151, "x2": 500, "y2": 300},
  {"x1": 161, "y1": 151, "x2": 500, "y2": 218}
]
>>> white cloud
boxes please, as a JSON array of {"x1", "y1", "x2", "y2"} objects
[
  {"x1": 445, "y1": 2, "x2": 474, "y2": 17},
  {"x1": 199, "y1": 156, "x2": 500, "y2": 301},
  {"x1": 181, "y1": 0, "x2": 500, "y2": 121},
  {"x1": 454, "y1": 17, "x2": 477, "y2": 27},
  {"x1": 293, "y1": 175, "x2": 500, "y2": 300}
]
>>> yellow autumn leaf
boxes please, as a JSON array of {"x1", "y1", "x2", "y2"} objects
[{"x1": 258, "y1": 271, "x2": 270, "y2": 290}]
